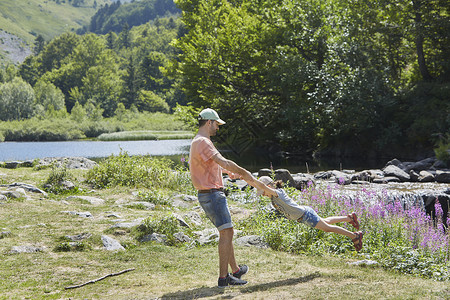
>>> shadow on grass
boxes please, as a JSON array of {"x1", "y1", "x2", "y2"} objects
[{"x1": 160, "y1": 272, "x2": 320, "y2": 299}]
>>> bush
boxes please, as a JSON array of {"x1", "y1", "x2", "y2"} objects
[
  {"x1": 85, "y1": 151, "x2": 195, "y2": 194},
  {"x1": 136, "y1": 215, "x2": 181, "y2": 246}
]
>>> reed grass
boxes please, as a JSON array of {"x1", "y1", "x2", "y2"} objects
[{"x1": 96, "y1": 130, "x2": 194, "y2": 141}]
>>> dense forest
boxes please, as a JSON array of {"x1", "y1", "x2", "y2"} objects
[{"x1": 0, "y1": 0, "x2": 449, "y2": 160}]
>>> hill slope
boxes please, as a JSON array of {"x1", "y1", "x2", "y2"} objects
[{"x1": 0, "y1": 0, "x2": 110, "y2": 65}]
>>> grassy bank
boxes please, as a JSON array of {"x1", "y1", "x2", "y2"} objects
[
  {"x1": 97, "y1": 130, "x2": 194, "y2": 141},
  {"x1": 0, "y1": 154, "x2": 449, "y2": 299},
  {"x1": 0, "y1": 112, "x2": 193, "y2": 142}
]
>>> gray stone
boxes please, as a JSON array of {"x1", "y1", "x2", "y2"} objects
[
  {"x1": 101, "y1": 235, "x2": 125, "y2": 251},
  {"x1": 274, "y1": 169, "x2": 296, "y2": 187},
  {"x1": 0, "y1": 231, "x2": 11, "y2": 239},
  {"x1": 435, "y1": 170, "x2": 450, "y2": 183},
  {"x1": 111, "y1": 218, "x2": 145, "y2": 229},
  {"x1": 139, "y1": 233, "x2": 167, "y2": 243},
  {"x1": 184, "y1": 211, "x2": 202, "y2": 226},
  {"x1": 36, "y1": 157, "x2": 97, "y2": 169},
  {"x1": 66, "y1": 232, "x2": 92, "y2": 241},
  {"x1": 174, "y1": 232, "x2": 192, "y2": 243},
  {"x1": 418, "y1": 171, "x2": 434, "y2": 182},
  {"x1": 62, "y1": 211, "x2": 92, "y2": 218},
  {"x1": 382, "y1": 165, "x2": 410, "y2": 182},
  {"x1": 348, "y1": 259, "x2": 379, "y2": 266},
  {"x1": 66, "y1": 195, "x2": 105, "y2": 205},
  {"x1": 127, "y1": 201, "x2": 155, "y2": 210},
  {"x1": 258, "y1": 168, "x2": 273, "y2": 177},
  {"x1": 234, "y1": 235, "x2": 269, "y2": 249},
  {"x1": 9, "y1": 245, "x2": 44, "y2": 254},
  {"x1": 0, "y1": 183, "x2": 47, "y2": 196}
]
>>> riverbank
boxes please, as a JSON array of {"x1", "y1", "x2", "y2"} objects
[{"x1": 0, "y1": 158, "x2": 449, "y2": 298}]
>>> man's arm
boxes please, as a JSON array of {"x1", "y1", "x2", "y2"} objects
[{"x1": 211, "y1": 152, "x2": 254, "y2": 182}]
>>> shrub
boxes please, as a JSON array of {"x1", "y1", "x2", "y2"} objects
[
  {"x1": 136, "y1": 215, "x2": 181, "y2": 246},
  {"x1": 85, "y1": 151, "x2": 195, "y2": 194}
]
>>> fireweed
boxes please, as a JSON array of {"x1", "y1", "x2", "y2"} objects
[{"x1": 239, "y1": 182, "x2": 449, "y2": 281}]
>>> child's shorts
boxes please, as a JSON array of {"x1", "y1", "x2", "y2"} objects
[{"x1": 297, "y1": 206, "x2": 320, "y2": 228}]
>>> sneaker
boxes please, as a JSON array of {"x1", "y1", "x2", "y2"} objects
[
  {"x1": 232, "y1": 264, "x2": 249, "y2": 279},
  {"x1": 218, "y1": 273, "x2": 248, "y2": 288}
]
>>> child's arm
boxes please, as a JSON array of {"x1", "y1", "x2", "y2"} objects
[{"x1": 245, "y1": 176, "x2": 278, "y2": 197}]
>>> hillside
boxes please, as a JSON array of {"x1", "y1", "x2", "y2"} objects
[{"x1": 0, "y1": 0, "x2": 111, "y2": 65}]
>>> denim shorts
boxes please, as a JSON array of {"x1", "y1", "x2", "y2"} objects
[
  {"x1": 197, "y1": 191, "x2": 233, "y2": 231},
  {"x1": 297, "y1": 206, "x2": 321, "y2": 228}
]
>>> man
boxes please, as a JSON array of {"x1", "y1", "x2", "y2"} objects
[{"x1": 189, "y1": 108, "x2": 253, "y2": 287}]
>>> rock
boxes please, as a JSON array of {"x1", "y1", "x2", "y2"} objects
[
  {"x1": 435, "y1": 170, "x2": 450, "y2": 183},
  {"x1": 331, "y1": 170, "x2": 351, "y2": 185},
  {"x1": 173, "y1": 214, "x2": 190, "y2": 227},
  {"x1": 139, "y1": 233, "x2": 167, "y2": 243},
  {"x1": 409, "y1": 170, "x2": 420, "y2": 182},
  {"x1": 66, "y1": 195, "x2": 105, "y2": 205},
  {"x1": 101, "y1": 235, "x2": 125, "y2": 251},
  {"x1": 292, "y1": 175, "x2": 315, "y2": 189},
  {"x1": 183, "y1": 211, "x2": 202, "y2": 226},
  {"x1": 9, "y1": 245, "x2": 44, "y2": 254},
  {"x1": 127, "y1": 201, "x2": 155, "y2": 210},
  {"x1": 348, "y1": 259, "x2": 379, "y2": 266},
  {"x1": 0, "y1": 194, "x2": 7, "y2": 202},
  {"x1": 66, "y1": 232, "x2": 92, "y2": 241},
  {"x1": 62, "y1": 211, "x2": 92, "y2": 218},
  {"x1": 382, "y1": 165, "x2": 410, "y2": 182},
  {"x1": 174, "y1": 232, "x2": 192, "y2": 243},
  {"x1": 4, "y1": 161, "x2": 21, "y2": 169},
  {"x1": 111, "y1": 218, "x2": 145, "y2": 229},
  {"x1": 373, "y1": 177, "x2": 401, "y2": 184},
  {"x1": 0, "y1": 231, "x2": 11, "y2": 239},
  {"x1": 385, "y1": 158, "x2": 404, "y2": 168},
  {"x1": 234, "y1": 235, "x2": 269, "y2": 249},
  {"x1": 418, "y1": 171, "x2": 434, "y2": 182},
  {"x1": 258, "y1": 168, "x2": 273, "y2": 177},
  {"x1": 1, "y1": 183, "x2": 47, "y2": 196},
  {"x1": 2, "y1": 189, "x2": 26, "y2": 199},
  {"x1": 36, "y1": 157, "x2": 97, "y2": 169},
  {"x1": 274, "y1": 169, "x2": 296, "y2": 187},
  {"x1": 193, "y1": 228, "x2": 219, "y2": 245},
  {"x1": 351, "y1": 171, "x2": 371, "y2": 182},
  {"x1": 408, "y1": 158, "x2": 436, "y2": 172}
]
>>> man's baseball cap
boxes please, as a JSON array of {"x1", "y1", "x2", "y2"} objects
[
  {"x1": 198, "y1": 108, "x2": 226, "y2": 125},
  {"x1": 256, "y1": 176, "x2": 274, "y2": 196}
]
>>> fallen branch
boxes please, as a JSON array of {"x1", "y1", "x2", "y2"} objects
[{"x1": 65, "y1": 268, "x2": 135, "y2": 290}]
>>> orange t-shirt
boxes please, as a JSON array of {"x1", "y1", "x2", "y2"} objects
[{"x1": 189, "y1": 135, "x2": 224, "y2": 190}]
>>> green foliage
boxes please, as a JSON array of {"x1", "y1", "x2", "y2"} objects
[
  {"x1": 43, "y1": 164, "x2": 78, "y2": 194},
  {"x1": 53, "y1": 241, "x2": 91, "y2": 252},
  {"x1": 85, "y1": 151, "x2": 195, "y2": 194},
  {"x1": 0, "y1": 77, "x2": 36, "y2": 121},
  {"x1": 434, "y1": 134, "x2": 450, "y2": 164},
  {"x1": 174, "y1": 0, "x2": 450, "y2": 156},
  {"x1": 82, "y1": 0, "x2": 180, "y2": 34},
  {"x1": 136, "y1": 214, "x2": 181, "y2": 246},
  {"x1": 137, "y1": 189, "x2": 171, "y2": 206}
]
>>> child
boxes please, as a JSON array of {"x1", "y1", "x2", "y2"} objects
[{"x1": 252, "y1": 176, "x2": 363, "y2": 251}]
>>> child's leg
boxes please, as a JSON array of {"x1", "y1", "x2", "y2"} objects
[
  {"x1": 315, "y1": 219, "x2": 356, "y2": 239},
  {"x1": 322, "y1": 216, "x2": 350, "y2": 225}
]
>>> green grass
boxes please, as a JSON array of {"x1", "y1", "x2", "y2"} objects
[
  {"x1": 0, "y1": 0, "x2": 109, "y2": 43},
  {"x1": 97, "y1": 130, "x2": 194, "y2": 141}
]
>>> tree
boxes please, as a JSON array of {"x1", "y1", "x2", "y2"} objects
[
  {"x1": 34, "y1": 35, "x2": 46, "y2": 55},
  {"x1": 33, "y1": 79, "x2": 66, "y2": 113},
  {"x1": 0, "y1": 77, "x2": 36, "y2": 121},
  {"x1": 137, "y1": 90, "x2": 169, "y2": 112}
]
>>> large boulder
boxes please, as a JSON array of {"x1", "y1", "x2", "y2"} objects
[
  {"x1": 382, "y1": 165, "x2": 410, "y2": 182},
  {"x1": 435, "y1": 170, "x2": 450, "y2": 183}
]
